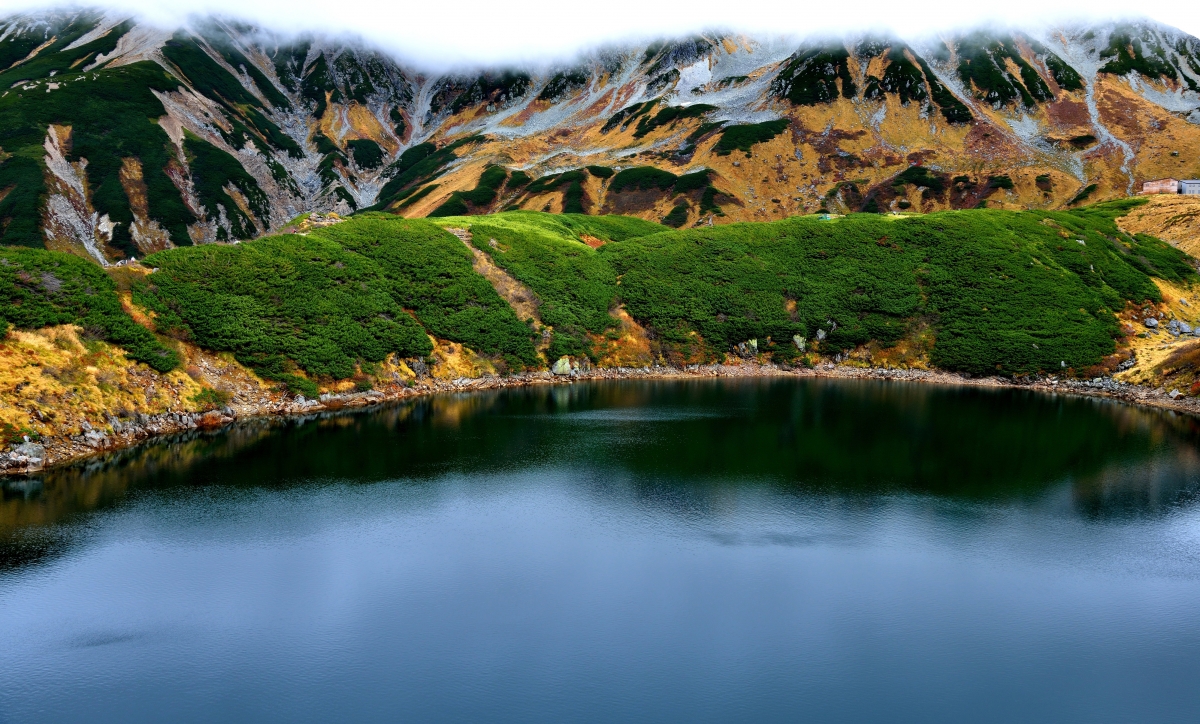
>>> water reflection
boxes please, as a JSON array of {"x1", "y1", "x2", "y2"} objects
[{"x1": 4, "y1": 377, "x2": 1200, "y2": 569}]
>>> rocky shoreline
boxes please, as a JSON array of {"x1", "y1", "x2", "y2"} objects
[{"x1": 3, "y1": 362, "x2": 1199, "y2": 477}]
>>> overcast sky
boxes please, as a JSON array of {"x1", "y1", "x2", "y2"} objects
[{"x1": 2, "y1": 1, "x2": 1199, "y2": 68}]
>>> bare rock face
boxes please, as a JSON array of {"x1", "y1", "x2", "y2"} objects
[{"x1": 3, "y1": 11, "x2": 1200, "y2": 252}]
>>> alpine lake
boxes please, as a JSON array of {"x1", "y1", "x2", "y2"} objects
[{"x1": 3, "y1": 377, "x2": 1200, "y2": 722}]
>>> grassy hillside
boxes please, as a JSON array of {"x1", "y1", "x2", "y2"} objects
[
  {"x1": 307, "y1": 214, "x2": 539, "y2": 368},
  {"x1": 0, "y1": 247, "x2": 179, "y2": 371},
  {"x1": 134, "y1": 235, "x2": 433, "y2": 396},
  {"x1": 604, "y1": 201, "x2": 1191, "y2": 373},
  {"x1": 2, "y1": 202, "x2": 1191, "y2": 393},
  {"x1": 429, "y1": 212, "x2": 666, "y2": 358}
]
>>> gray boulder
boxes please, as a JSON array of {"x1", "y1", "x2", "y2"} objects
[
  {"x1": 13, "y1": 441, "x2": 45, "y2": 460},
  {"x1": 552, "y1": 356, "x2": 572, "y2": 375},
  {"x1": 1144, "y1": 317, "x2": 1159, "y2": 328}
]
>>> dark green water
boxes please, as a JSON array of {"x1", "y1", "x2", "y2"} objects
[{"x1": 2, "y1": 377, "x2": 1200, "y2": 722}]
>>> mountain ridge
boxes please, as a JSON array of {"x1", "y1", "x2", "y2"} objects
[{"x1": 2, "y1": 9, "x2": 1200, "y2": 263}]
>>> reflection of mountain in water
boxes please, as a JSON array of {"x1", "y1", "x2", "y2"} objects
[{"x1": 4, "y1": 378, "x2": 1200, "y2": 570}]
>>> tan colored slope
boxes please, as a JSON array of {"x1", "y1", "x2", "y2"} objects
[
  {"x1": 0, "y1": 325, "x2": 207, "y2": 442},
  {"x1": 1116, "y1": 195, "x2": 1200, "y2": 257}
]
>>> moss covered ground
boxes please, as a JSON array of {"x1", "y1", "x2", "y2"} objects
[{"x1": 2, "y1": 201, "x2": 1191, "y2": 392}]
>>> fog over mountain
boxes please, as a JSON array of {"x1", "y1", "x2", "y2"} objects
[
  {"x1": 2, "y1": 4, "x2": 1200, "y2": 259},
  {"x1": 1, "y1": 1, "x2": 1198, "y2": 66}
]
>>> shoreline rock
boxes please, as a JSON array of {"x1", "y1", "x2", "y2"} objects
[{"x1": 4, "y1": 362, "x2": 1199, "y2": 477}]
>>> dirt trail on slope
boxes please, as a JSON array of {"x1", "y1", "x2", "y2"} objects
[{"x1": 445, "y1": 227, "x2": 544, "y2": 327}]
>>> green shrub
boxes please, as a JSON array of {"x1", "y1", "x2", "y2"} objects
[
  {"x1": 610, "y1": 167, "x2": 678, "y2": 193},
  {"x1": 0, "y1": 62, "x2": 197, "y2": 252},
  {"x1": 1069, "y1": 184, "x2": 1098, "y2": 205},
  {"x1": 430, "y1": 165, "x2": 509, "y2": 215},
  {"x1": 347, "y1": 139, "x2": 385, "y2": 170},
  {"x1": 632, "y1": 104, "x2": 717, "y2": 138},
  {"x1": 135, "y1": 235, "x2": 431, "y2": 391},
  {"x1": 429, "y1": 211, "x2": 659, "y2": 359},
  {"x1": 663, "y1": 201, "x2": 690, "y2": 228},
  {"x1": 714, "y1": 120, "x2": 790, "y2": 156},
  {"x1": 0, "y1": 247, "x2": 179, "y2": 371},
  {"x1": 601, "y1": 206, "x2": 1193, "y2": 375},
  {"x1": 894, "y1": 166, "x2": 946, "y2": 194},
  {"x1": 310, "y1": 214, "x2": 538, "y2": 366},
  {"x1": 771, "y1": 46, "x2": 857, "y2": 105},
  {"x1": 673, "y1": 170, "x2": 711, "y2": 193},
  {"x1": 988, "y1": 175, "x2": 1014, "y2": 190}
]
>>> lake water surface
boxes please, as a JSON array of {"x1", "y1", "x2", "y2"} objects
[{"x1": 3, "y1": 378, "x2": 1200, "y2": 722}]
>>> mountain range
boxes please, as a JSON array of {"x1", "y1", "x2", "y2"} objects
[{"x1": 1, "y1": 9, "x2": 1200, "y2": 263}]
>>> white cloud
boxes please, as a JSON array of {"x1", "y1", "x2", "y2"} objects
[{"x1": 1, "y1": 0, "x2": 1198, "y2": 68}]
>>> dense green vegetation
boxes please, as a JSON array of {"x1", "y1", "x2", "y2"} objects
[
  {"x1": 538, "y1": 67, "x2": 589, "y2": 101},
  {"x1": 602, "y1": 100, "x2": 659, "y2": 133},
  {"x1": 632, "y1": 104, "x2": 717, "y2": 138},
  {"x1": 955, "y1": 33, "x2": 1054, "y2": 107},
  {"x1": 184, "y1": 133, "x2": 269, "y2": 240},
  {"x1": 429, "y1": 165, "x2": 508, "y2": 216},
  {"x1": 135, "y1": 236, "x2": 431, "y2": 395},
  {"x1": 372, "y1": 136, "x2": 484, "y2": 210},
  {"x1": 0, "y1": 62, "x2": 194, "y2": 252},
  {"x1": 714, "y1": 120, "x2": 790, "y2": 156},
  {"x1": 893, "y1": 166, "x2": 946, "y2": 194},
  {"x1": 914, "y1": 55, "x2": 973, "y2": 124},
  {"x1": 610, "y1": 167, "x2": 678, "y2": 193},
  {"x1": 449, "y1": 72, "x2": 532, "y2": 113},
  {"x1": 863, "y1": 45, "x2": 928, "y2": 106},
  {"x1": 522, "y1": 170, "x2": 589, "y2": 213},
  {"x1": 600, "y1": 201, "x2": 1192, "y2": 374},
  {"x1": 1099, "y1": 30, "x2": 1185, "y2": 85},
  {"x1": 347, "y1": 140, "x2": 385, "y2": 170},
  {"x1": 0, "y1": 247, "x2": 178, "y2": 371},
  {"x1": 309, "y1": 215, "x2": 538, "y2": 367},
  {"x1": 771, "y1": 46, "x2": 858, "y2": 105},
  {"x1": 430, "y1": 212, "x2": 664, "y2": 359}
]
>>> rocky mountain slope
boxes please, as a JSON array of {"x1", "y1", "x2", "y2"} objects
[{"x1": 2, "y1": 9, "x2": 1200, "y2": 262}]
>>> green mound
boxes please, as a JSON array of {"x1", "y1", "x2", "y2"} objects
[
  {"x1": 601, "y1": 200, "x2": 1190, "y2": 374},
  {"x1": 0, "y1": 248, "x2": 178, "y2": 372},
  {"x1": 135, "y1": 235, "x2": 432, "y2": 396},
  {"x1": 430, "y1": 211, "x2": 665, "y2": 359},
  {"x1": 309, "y1": 214, "x2": 538, "y2": 368}
]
